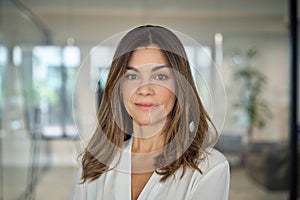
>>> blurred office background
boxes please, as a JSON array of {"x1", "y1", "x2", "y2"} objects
[{"x1": 0, "y1": 0, "x2": 299, "y2": 199}]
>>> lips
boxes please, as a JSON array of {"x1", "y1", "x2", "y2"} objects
[{"x1": 134, "y1": 102, "x2": 157, "y2": 110}]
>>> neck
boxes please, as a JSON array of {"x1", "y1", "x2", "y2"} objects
[{"x1": 132, "y1": 122, "x2": 165, "y2": 153}]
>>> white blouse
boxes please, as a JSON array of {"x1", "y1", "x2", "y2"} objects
[{"x1": 70, "y1": 140, "x2": 230, "y2": 200}]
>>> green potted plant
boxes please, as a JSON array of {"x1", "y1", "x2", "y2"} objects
[
  {"x1": 232, "y1": 49, "x2": 298, "y2": 191},
  {"x1": 233, "y1": 48, "x2": 272, "y2": 141}
]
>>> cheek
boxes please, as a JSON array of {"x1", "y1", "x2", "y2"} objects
[
  {"x1": 121, "y1": 82, "x2": 136, "y2": 102},
  {"x1": 167, "y1": 92, "x2": 176, "y2": 108},
  {"x1": 121, "y1": 83, "x2": 138, "y2": 115},
  {"x1": 121, "y1": 83, "x2": 129, "y2": 108},
  {"x1": 163, "y1": 82, "x2": 176, "y2": 107},
  {"x1": 158, "y1": 88, "x2": 176, "y2": 110}
]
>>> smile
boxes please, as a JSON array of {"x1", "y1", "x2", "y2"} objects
[{"x1": 135, "y1": 103, "x2": 157, "y2": 110}]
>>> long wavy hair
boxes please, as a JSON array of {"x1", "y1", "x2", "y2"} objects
[{"x1": 81, "y1": 25, "x2": 217, "y2": 183}]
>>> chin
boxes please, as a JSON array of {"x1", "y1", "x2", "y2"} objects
[
  {"x1": 133, "y1": 117, "x2": 167, "y2": 127},
  {"x1": 134, "y1": 119, "x2": 152, "y2": 126}
]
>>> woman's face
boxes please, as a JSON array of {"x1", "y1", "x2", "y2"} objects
[{"x1": 121, "y1": 47, "x2": 176, "y2": 128}]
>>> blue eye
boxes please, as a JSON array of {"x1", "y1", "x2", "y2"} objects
[
  {"x1": 154, "y1": 74, "x2": 168, "y2": 81},
  {"x1": 125, "y1": 74, "x2": 139, "y2": 80}
]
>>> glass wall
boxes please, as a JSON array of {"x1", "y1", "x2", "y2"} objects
[
  {"x1": 217, "y1": 1, "x2": 293, "y2": 199},
  {"x1": 0, "y1": 0, "x2": 50, "y2": 199},
  {"x1": 31, "y1": 46, "x2": 79, "y2": 138}
]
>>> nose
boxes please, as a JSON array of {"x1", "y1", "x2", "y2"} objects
[{"x1": 136, "y1": 83, "x2": 154, "y2": 96}]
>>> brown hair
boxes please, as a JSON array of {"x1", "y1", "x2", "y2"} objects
[{"x1": 81, "y1": 25, "x2": 217, "y2": 182}]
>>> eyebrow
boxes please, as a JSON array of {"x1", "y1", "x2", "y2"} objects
[{"x1": 126, "y1": 65, "x2": 171, "y2": 72}]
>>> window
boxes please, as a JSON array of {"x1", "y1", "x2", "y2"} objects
[{"x1": 31, "y1": 46, "x2": 80, "y2": 138}]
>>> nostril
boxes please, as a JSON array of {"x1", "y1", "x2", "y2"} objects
[{"x1": 137, "y1": 84, "x2": 154, "y2": 96}]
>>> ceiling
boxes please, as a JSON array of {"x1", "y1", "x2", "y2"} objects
[{"x1": 7, "y1": 0, "x2": 290, "y2": 46}]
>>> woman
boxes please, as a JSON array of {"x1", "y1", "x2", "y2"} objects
[{"x1": 71, "y1": 25, "x2": 230, "y2": 200}]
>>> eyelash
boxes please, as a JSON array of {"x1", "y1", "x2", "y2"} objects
[
  {"x1": 124, "y1": 73, "x2": 169, "y2": 81},
  {"x1": 125, "y1": 74, "x2": 139, "y2": 80},
  {"x1": 154, "y1": 74, "x2": 168, "y2": 80}
]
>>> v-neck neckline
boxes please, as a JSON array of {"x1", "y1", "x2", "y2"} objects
[
  {"x1": 129, "y1": 170, "x2": 157, "y2": 200},
  {"x1": 126, "y1": 138, "x2": 158, "y2": 200}
]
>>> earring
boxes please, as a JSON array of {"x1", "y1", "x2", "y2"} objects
[{"x1": 189, "y1": 121, "x2": 195, "y2": 132}]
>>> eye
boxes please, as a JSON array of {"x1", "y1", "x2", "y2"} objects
[
  {"x1": 154, "y1": 74, "x2": 168, "y2": 81},
  {"x1": 125, "y1": 74, "x2": 139, "y2": 80}
]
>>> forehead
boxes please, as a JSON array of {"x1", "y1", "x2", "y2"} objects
[{"x1": 128, "y1": 47, "x2": 169, "y2": 67}]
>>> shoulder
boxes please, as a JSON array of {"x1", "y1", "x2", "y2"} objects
[
  {"x1": 190, "y1": 148, "x2": 230, "y2": 189},
  {"x1": 199, "y1": 148, "x2": 229, "y2": 174},
  {"x1": 185, "y1": 149, "x2": 230, "y2": 199},
  {"x1": 174, "y1": 148, "x2": 229, "y2": 181}
]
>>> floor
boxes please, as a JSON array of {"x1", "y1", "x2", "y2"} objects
[
  {"x1": 3, "y1": 166, "x2": 291, "y2": 200},
  {"x1": 229, "y1": 168, "x2": 289, "y2": 200},
  {"x1": 35, "y1": 167, "x2": 78, "y2": 200}
]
